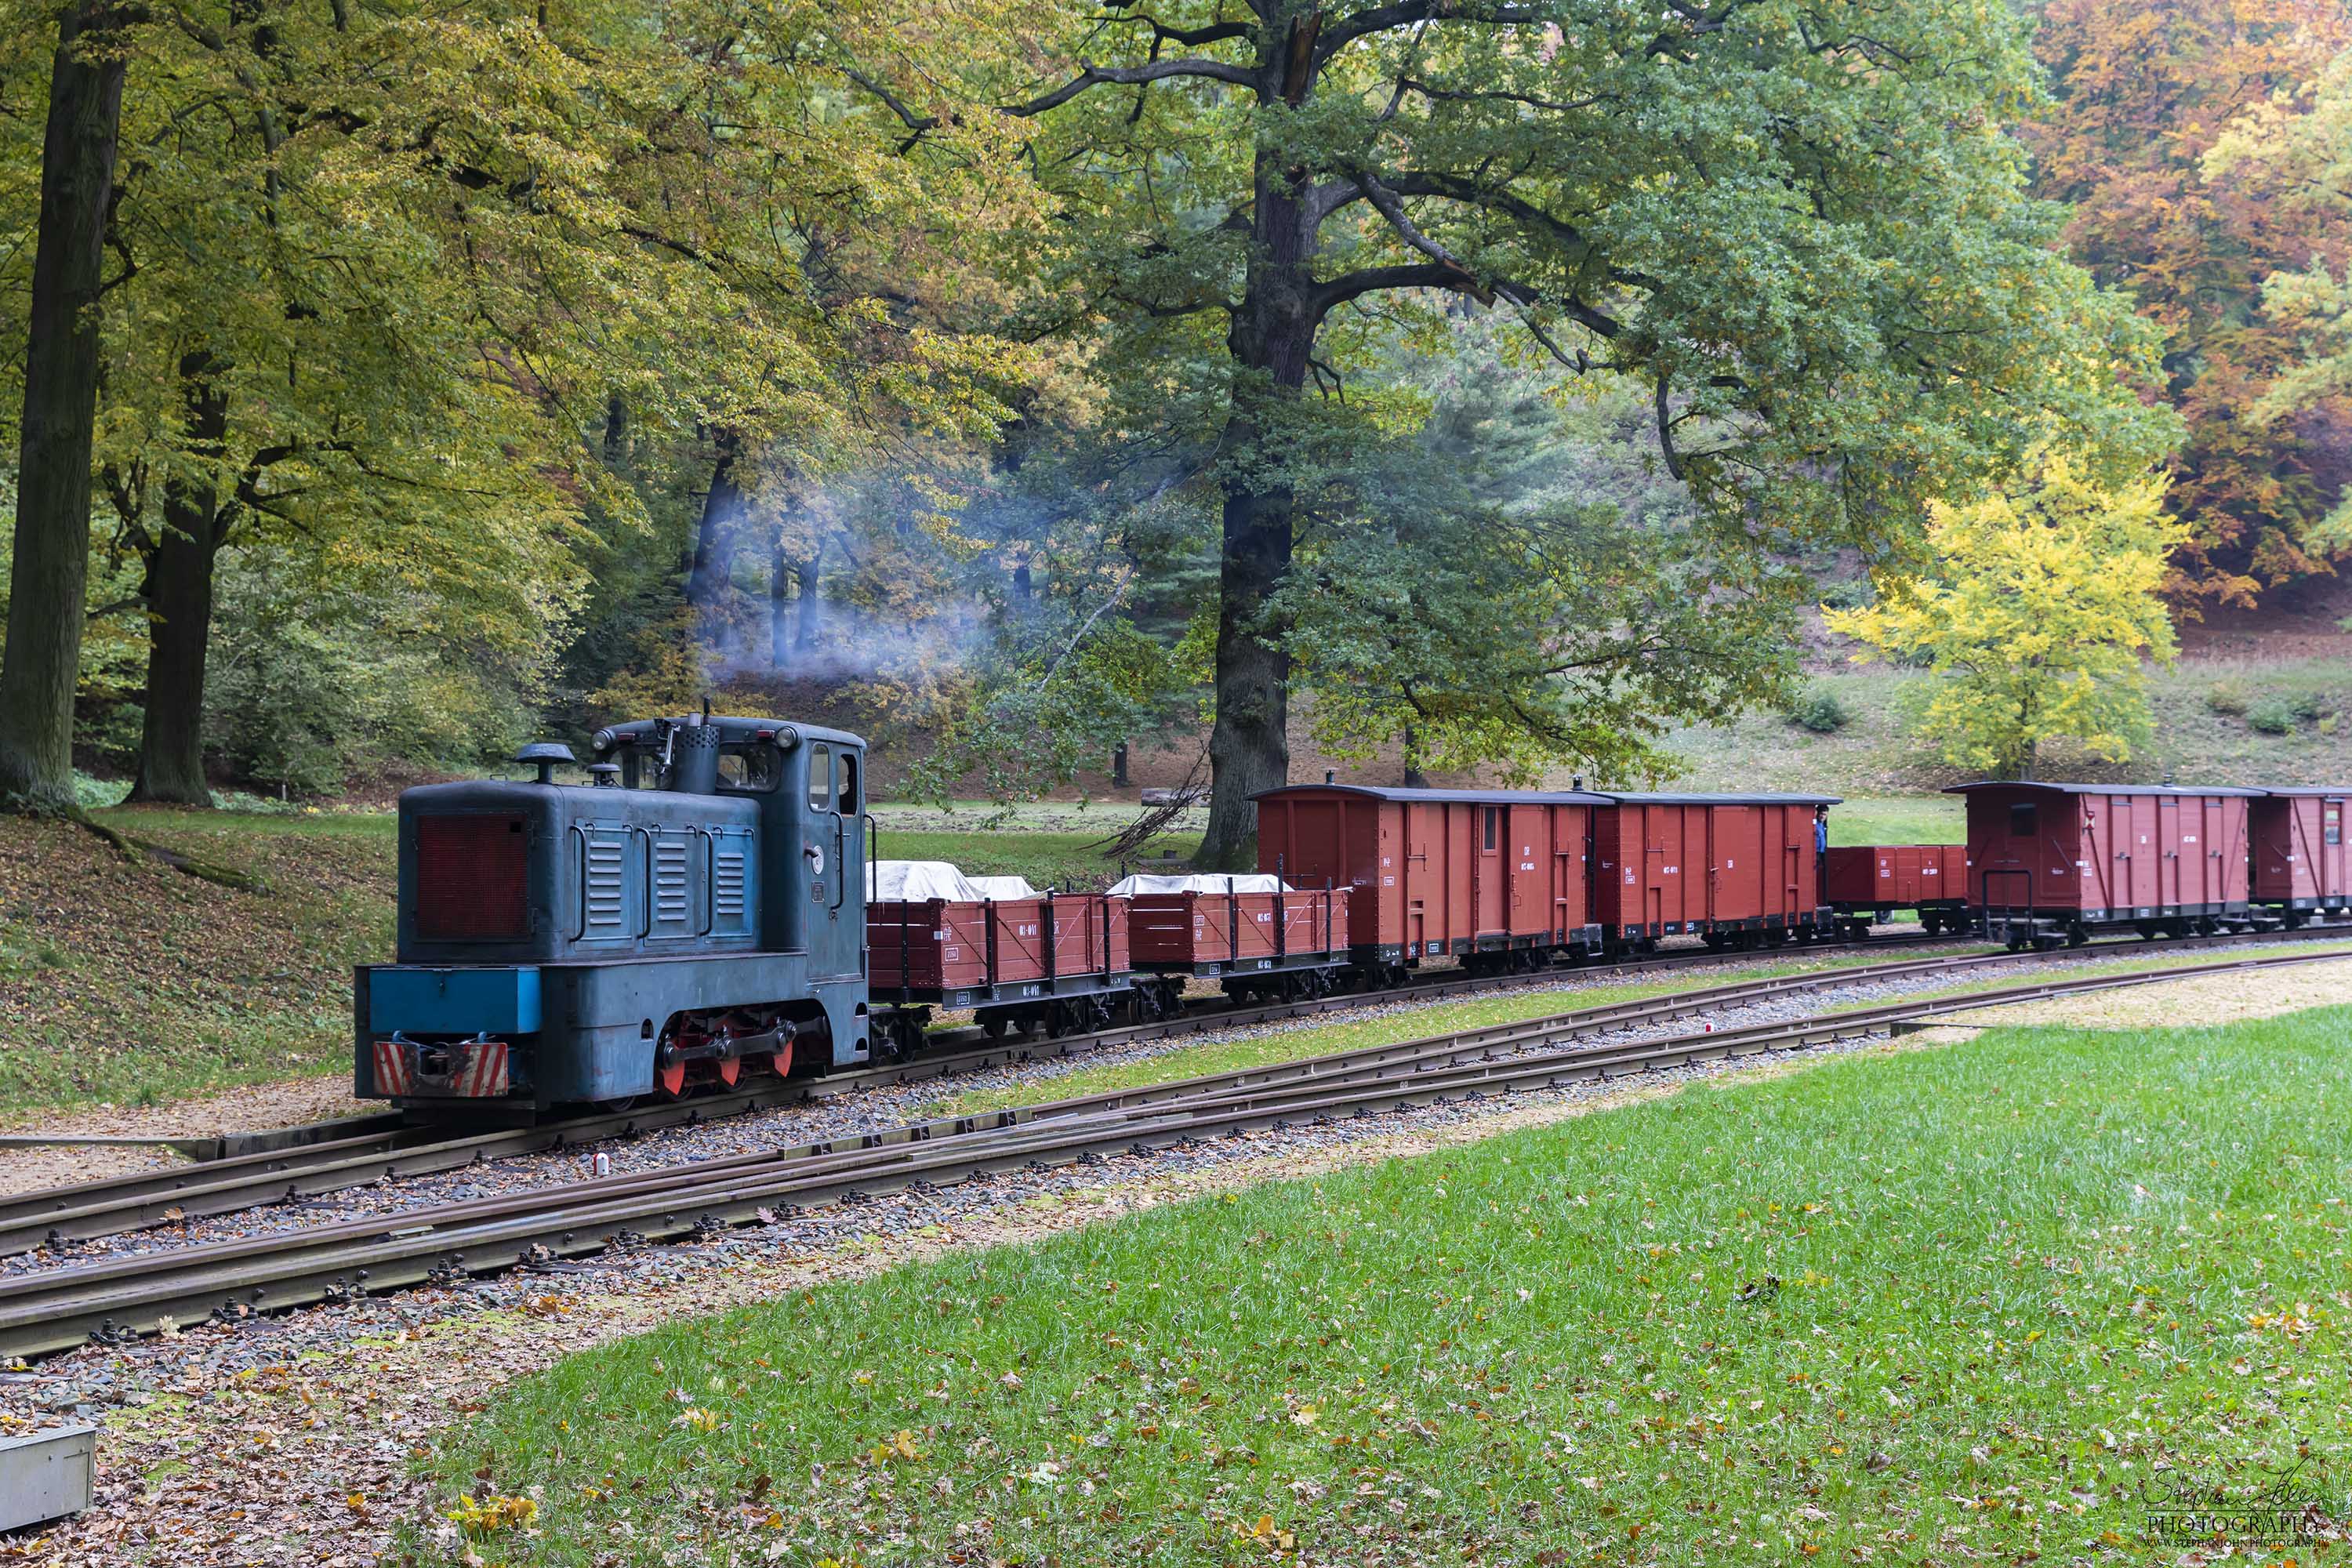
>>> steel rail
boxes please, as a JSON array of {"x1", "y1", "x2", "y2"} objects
[
  {"x1": 0, "y1": 931, "x2": 1980, "y2": 1254},
  {"x1": 0, "y1": 944, "x2": 2070, "y2": 1293},
  {"x1": 5, "y1": 924, "x2": 2343, "y2": 1260},
  {"x1": 2, "y1": 943, "x2": 2343, "y2": 1360}
]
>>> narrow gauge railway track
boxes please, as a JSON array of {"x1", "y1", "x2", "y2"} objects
[
  {"x1": 0, "y1": 928, "x2": 1976, "y2": 1256},
  {"x1": 5, "y1": 942, "x2": 2347, "y2": 1360},
  {"x1": 2, "y1": 922, "x2": 2343, "y2": 1261}
]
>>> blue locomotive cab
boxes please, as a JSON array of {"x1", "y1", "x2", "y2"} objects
[{"x1": 355, "y1": 714, "x2": 869, "y2": 1113}]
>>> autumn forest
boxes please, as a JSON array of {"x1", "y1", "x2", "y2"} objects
[{"x1": 0, "y1": 0, "x2": 2347, "y2": 860}]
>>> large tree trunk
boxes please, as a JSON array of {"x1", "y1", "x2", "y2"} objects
[
  {"x1": 684, "y1": 430, "x2": 741, "y2": 615},
  {"x1": 767, "y1": 545, "x2": 821, "y2": 669},
  {"x1": 768, "y1": 543, "x2": 793, "y2": 669},
  {"x1": 129, "y1": 352, "x2": 228, "y2": 806},
  {"x1": 796, "y1": 542, "x2": 823, "y2": 653},
  {"x1": 1195, "y1": 146, "x2": 1319, "y2": 871},
  {"x1": 0, "y1": 0, "x2": 129, "y2": 812}
]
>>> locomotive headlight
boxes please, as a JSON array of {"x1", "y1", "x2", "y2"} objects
[{"x1": 806, "y1": 844, "x2": 826, "y2": 876}]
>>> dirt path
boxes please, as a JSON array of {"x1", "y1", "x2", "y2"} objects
[
  {"x1": 0, "y1": 1078, "x2": 368, "y2": 1198},
  {"x1": 1907, "y1": 953, "x2": 2352, "y2": 1039}
]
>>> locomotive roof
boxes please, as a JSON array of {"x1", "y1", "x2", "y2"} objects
[
  {"x1": 1253, "y1": 784, "x2": 1613, "y2": 805},
  {"x1": 594, "y1": 714, "x2": 868, "y2": 750},
  {"x1": 1943, "y1": 780, "x2": 2265, "y2": 797}
]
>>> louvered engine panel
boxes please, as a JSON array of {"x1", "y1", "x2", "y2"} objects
[
  {"x1": 650, "y1": 833, "x2": 692, "y2": 935},
  {"x1": 582, "y1": 829, "x2": 630, "y2": 939}
]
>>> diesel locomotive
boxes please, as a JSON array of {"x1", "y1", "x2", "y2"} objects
[{"x1": 355, "y1": 712, "x2": 872, "y2": 1113}]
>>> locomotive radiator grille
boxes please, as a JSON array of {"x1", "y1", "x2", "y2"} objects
[
  {"x1": 415, "y1": 815, "x2": 528, "y2": 940},
  {"x1": 584, "y1": 837, "x2": 626, "y2": 932},
  {"x1": 714, "y1": 851, "x2": 746, "y2": 921},
  {"x1": 654, "y1": 837, "x2": 691, "y2": 925}
]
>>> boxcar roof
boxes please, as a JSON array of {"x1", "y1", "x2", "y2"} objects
[
  {"x1": 2255, "y1": 786, "x2": 2352, "y2": 797},
  {"x1": 1942, "y1": 780, "x2": 2265, "y2": 797},
  {"x1": 1592, "y1": 791, "x2": 1842, "y2": 806},
  {"x1": 1252, "y1": 784, "x2": 1613, "y2": 805}
]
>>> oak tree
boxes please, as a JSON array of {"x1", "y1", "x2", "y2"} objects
[{"x1": 890, "y1": 0, "x2": 2173, "y2": 865}]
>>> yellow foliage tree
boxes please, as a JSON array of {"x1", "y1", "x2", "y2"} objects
[{"x1": 1824, "y1": 454, "x2": 2187, "y2": 779}]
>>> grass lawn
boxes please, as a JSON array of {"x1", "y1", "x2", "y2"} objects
[
  {"x1": 1822, "y1": 793, "x2": 1962, "y2": 846},
  {"x1": 1657, "y1": 655, "x2": 2352, "y2": 797},
  {"x1": 423, "y1": 1005, "x2": 2352, "y2": 1565}
]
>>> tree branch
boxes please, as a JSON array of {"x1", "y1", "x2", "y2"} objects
[
  {"x1": 1007, "y1": 56, "x2": 1259, "y2": 117},
  {"x1": 1312, "y1": 0, "x2": 1548, "y2": 67}
]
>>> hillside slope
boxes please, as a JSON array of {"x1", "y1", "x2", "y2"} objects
[{"x1": 0, "y1": 813, "x2": 391, "y2": 1112}]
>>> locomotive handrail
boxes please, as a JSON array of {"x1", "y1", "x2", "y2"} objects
[
  {"x1": 829, "y1": 814, "x2": 848, "y2": 913},
  {"x1": 568, "y1": 824, "x2": 590, "y2": 942},
  {"x1": 863, "y1": 812, "x2": 880, "y2": 986},
  {"x1": 691, "y1": 826, "x2": 716, "y2": 937},
  {"x1": 637, "y1": 825, "x2": 654, "y2": 938}
]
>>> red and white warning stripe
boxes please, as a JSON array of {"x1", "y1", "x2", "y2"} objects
[
  {"x1": 372, "y1": 1038, "x2": 410, "y2": 1098},
  {"x1": 456, "y1": 1038, "x2": 510, "y2": 1097},
  {"x1": 372, "y1": 1037, "x2": 510, "y2": 1098}
]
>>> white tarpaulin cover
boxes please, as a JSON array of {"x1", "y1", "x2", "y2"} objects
[
  {"x1": 1103, "y1": 873, "x2": 1292, "y2": 896},
  {"x1": 869, "y1": 860, "x2": 984, "y2": 902},
  {"x1": 967, "y1": 874, "x2": 1043, "y2": 900}
]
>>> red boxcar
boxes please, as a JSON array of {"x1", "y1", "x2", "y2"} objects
[
  {"x1": 1590, "y1": 793, "x2": 1838, "y2": 948},
  {"x1": 869, "y1": 893, "x2": 1131, "y2": 1037},
  {"x1": 2250, "y1": 787, "x2": 2352, "y2": 920},
  {"x1": 1949, "y1": 782, "x2": 2256, "y2": 946},
  {"x1": 1126, "y1": 881, "x2": 1352, "y2": 999},
  {"x1": 1824, "y1": 844, "x2": 1970, "y2": 936},
  {"x1": 1251, "y1": 785, "x2": 1607, "y2": 976}
]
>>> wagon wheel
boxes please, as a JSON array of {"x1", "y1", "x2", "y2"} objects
[{"x1": 980, "y1": 1012, "x2": 1010, "y2": 1041}]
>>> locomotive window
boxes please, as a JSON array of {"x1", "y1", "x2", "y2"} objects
[
  {"x1": 808, "y1": 743, "x2": 833, "y2": 811},
  {"x1": 1483, "y1": 808, "x2": 1497, "y2": 851},
  {"x1": 837, "y1": 752, "x2": 859, "y2": 814},
  {"x1": 2009, "y1": 803, "x2": 2037, "y2": 838},
  {"x1": 716, "y1": 745, "x2": 779, "y2": 793}
]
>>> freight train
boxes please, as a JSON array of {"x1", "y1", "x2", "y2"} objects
[{"x1": 354, "y1": 711, "x2": 2349, "y2": 1115}]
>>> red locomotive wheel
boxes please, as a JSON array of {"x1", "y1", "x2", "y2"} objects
[
  {"x1": 715, "y1": 1056, "x2": 742, "y2": 1087},
  {"x1": 656, "y1": 1059, "x2": 687, "y2": 1097}
]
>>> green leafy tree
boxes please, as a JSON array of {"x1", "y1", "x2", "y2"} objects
[
  {"x1": 0, "y1": 0, "x2": 1034, "y2": 806},
  {"x1": 862, "y1": 0, "x2": 2180, "y2": 865},
  {"x1": 1824, "y1": 452, "x2": 2186, "y2": 779}
]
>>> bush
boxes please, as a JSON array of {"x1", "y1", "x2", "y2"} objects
[
  {"x1": 2204, "y1": 680, "x2": 2251, "y2": 717},
  {"x1": 2248, "y1": 699, "x2": 2299, "y2": 735},
  {"x1": 1818, "y1": 577, "x2": 1872, "y2": 611},
  {"x1": 1785, "y1": 684, "x2": 1850, "y2": 734},
  {"x1": 2290, "y1": 691, "x2": 2328, "y2": 724}
]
